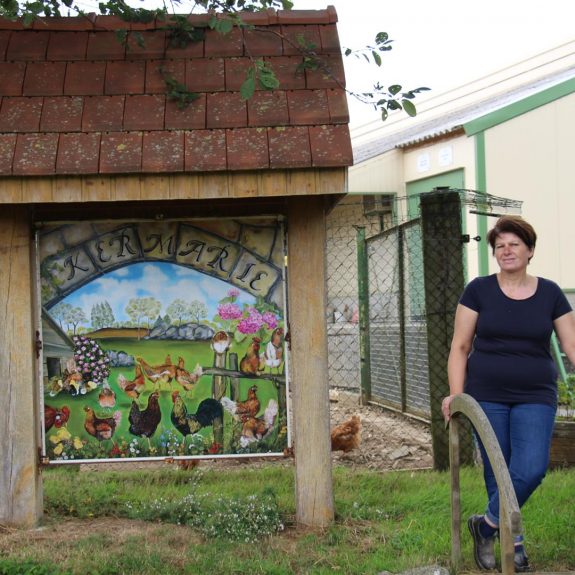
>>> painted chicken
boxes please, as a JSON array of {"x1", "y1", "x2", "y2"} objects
[
  {"x1": 261, "y1": 327, "x2": 284, "y2": 372},
  {"x1": 239, "y1": 399, "x2": 278, "y2": 447},
  {"x1": 211, "y1": 330, "x2": 231, "y2": 354},
  {"x1": 98, "y1": 380, "x2": 116, "y2": 408},
  {"x1": 170, "y1": 391, "x2": 223, "y2": 436},
  {"x1": 175, "y1": 357, "x2": 203, "y2": 393},
  {"x1": 137, "y1": 356, "x2": 176, "y2": 386},
  {"x1": 44, "y1": 404, "x2": 70, "y2": 432},
  {"x1": 239, "y1": 337, "x2": 263, "y2": 375},
  {"x1": 221, "y1": 385, "x2": 260, "y2": 421},
  {"x1": 331, "y1": 415, "x2": 361, "y2": 453},
  {"x1": 83, "y1": 406, "x2": 122, "y2": 441},
  {"x1": 129, "y1": 391, "x2": 162, "y2": 439},
  {"x1": 118, "y1": 365, "x2": 146, "y2": 400}
]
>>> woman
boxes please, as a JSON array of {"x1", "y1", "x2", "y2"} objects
[{"x1": 442, "y1": 215, "x2": 575, "y2": 571}]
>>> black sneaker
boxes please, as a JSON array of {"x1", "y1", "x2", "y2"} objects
[
  {"x1": 514, "y1": 546, "x2": 531, "y2": 572},
  {"x1": 467, "y1": 514, "x2": 496, "y2": 570}
]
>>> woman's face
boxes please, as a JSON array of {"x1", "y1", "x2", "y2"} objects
[{"x1": 493, "y1": 232, "x2": 534, "y2": 272}]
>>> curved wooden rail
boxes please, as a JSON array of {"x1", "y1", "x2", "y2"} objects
[{"x1": 448, "y1": 394, "x2": 522, "y2": 574}]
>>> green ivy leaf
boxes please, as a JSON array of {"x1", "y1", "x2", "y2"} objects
[
  {"x1": 388, "y1": 84, "x2": 401, "y2": 96},
  {"x1": 240, "y1": 76, "x2": 256, "y2": 100},
  {"x1": 381, "y1": 108, "x2": 389, "y2": 121},
  {"x1": 402, "y1": 99, "x2": 417, "y2": 117},
  {"x1": 371, "y1": 50, "x2": 382, "y2": 67},
  {"x1": 375, "y1": 31, "x2": 389, "y2": 45}
]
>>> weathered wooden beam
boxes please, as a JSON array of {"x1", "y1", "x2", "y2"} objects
[
  {"x1": 0, "y1": 206, "x2": 43, "y2": 527},
  {"x1": 287, "y1": 195, "x2": 334, "y2": 528}
]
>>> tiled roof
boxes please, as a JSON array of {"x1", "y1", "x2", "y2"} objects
[{"x1": 0, "y1": 8, "x2": 352, "y2": 177}]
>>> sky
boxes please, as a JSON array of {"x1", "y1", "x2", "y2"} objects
[{"x1": 291, "y1": 0, "x2": 575, "y2": 127}]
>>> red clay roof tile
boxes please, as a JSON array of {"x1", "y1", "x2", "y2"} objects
[
  {"x1": 264, "y1": 56, "x2": 305, "y2": 90},
  {"x1": 126, "y1": 30, "x2": 167, "y2": 60},
  {"x1": 0, "y1": 132, "x2": 16, "y2": 174},
  {"x1": 47, "y1": 31, "x2": 88, "y2": 60},
  {"x1": 281, "y1": 25, "x2": 321, "y2": 56},
  {"x1": 268, "y1": 126, "x2": 311, "y2": 168},
  {"x1": 105, "y1": 60, "x2": 146, "y2": 94},
  {"x1": 86, "y1": 31, "x2": 126, "y2": 60},
  {"x1": 287, "y1": 89, "x2": 329, "y2": 125},
  {"x1": 165, "y1": 94, "x2": 206, "y2": 130},
  {"x1": 142, "y1": 130, "x2": 184, "y2": 172},
  {"x1": 56, "y1": 132, "x2": 101, "y2": 174},
  {"x1": 206, "y1": 92, "x2": 247, "y2": 128},
  {"x1": 64, "y1": 61, "x2": 106, "y2": 95},
  {"x1": 227, "y1": 127, "x2": 269, "y2": 170},
  {"x1": 309, "y1": 124, "x2": 352, "y2": 167},
  {"x1": 243, "y1": 25, "x2": 283, "y2": 56},
  {"x1": 82, "y1": 95, "x2": 125, "y2": 131},
  {"x1": 23, "y1": 61, "x2": 66, "y2": 96},
  {"x1": 187, "y1": 58, "x2": 225, "y2": 92},
  {"x1": 0, "y1": 30, "x2": 11, "y2": 59},
  {"x1": 248, "y1": 90, "x2": 289, "y2": 127},
  {"x1": 100, "y1": 131, "x2": 143, "y2": 173},
  {"x1": 124, "y1": 94, "x2": 165, "y2": 130},
  {"x1": 7, "y1": 30, "x2": 50, "y2": 60},
  {"x1": 13, "y1": 132, "x2": 58, "y2": 174},
  {"x1": 204, "y1": 26, "x2": 243, "y2": 58},
  {"x1": 40, "y1": 96, "x2": 83, "y2": 131},
  {"x1": 327, "y1": 89, "x2": 349, "y2": 123},
  {"x1": 305, "y1": 55, "x2": 345, "y2": 89},
  {"x1": 0, "y1": 10, "x2": 351, "y2": 177},
  {"x1": 145, "y1": 60, "x2": 185, "y2": 93},
  {"x1": 184, "y1": 129, "x2": 227, "y2": 171},
  {"x1": 0, "y1": 96, "x2": 43, "y2": 131},
  {"x1": 0, "y1": 62, "x2": 26, "y2": 96}
]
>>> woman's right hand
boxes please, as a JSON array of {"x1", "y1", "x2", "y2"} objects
[{"x1": 441, "y1": 395, "x2": 456, "y2": 422}]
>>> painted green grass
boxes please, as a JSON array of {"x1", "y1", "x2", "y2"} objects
[
  {"x1": 43, "y1": 337, "x2": 286, "y2": 462},
  {"x1": 1, "y1": 465, "x2": 571, "y2": 575}
]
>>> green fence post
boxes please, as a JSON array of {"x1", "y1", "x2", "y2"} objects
[{"x1": 356, "y1": 226, "x2": 371, "y2": 405}]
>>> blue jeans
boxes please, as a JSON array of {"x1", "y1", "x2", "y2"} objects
[{"x1": 475, "y1": 401, "x2": 556, "y2": 526}]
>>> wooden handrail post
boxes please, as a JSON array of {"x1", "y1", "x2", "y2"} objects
[{"x1": 448, "y1": 394, "x2": 522, "y2": 574}]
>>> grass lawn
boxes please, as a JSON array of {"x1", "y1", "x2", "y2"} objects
[{"x1": 0, "y1": 464, "x2": 573, "y2": 574}]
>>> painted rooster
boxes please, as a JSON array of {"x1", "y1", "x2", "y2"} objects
[{"x1": 170, "y1": 391, "x2": 223, "y2": 436}]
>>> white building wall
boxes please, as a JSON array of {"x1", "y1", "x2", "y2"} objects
[{"x1": 484, "y1": 91, "x2": 575, "y2": 288}]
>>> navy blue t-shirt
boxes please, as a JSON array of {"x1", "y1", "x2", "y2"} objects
[{"x1": 460, "y1": 274, "x2": 572, "y2": 407}]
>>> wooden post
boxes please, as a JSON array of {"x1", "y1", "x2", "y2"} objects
[
  {"x1": 420, "y1": 190, "x2": 474, "y2": 470},
  {"x1": 287, "y1": 196, "x2": 334, "y2": 528},
  {"x1": 0, "y1": 206, "x2": 43, "y2": 527}
]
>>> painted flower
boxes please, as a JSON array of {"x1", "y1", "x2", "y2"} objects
[
  {"x1": 217, "y1": 303, "x2": 243, "y2": 321},
  {"x1": 262, "y1": 311, "x2": 278, "y2": 330}
]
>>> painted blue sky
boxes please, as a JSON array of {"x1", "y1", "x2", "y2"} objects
[{"x1": 60, "y1": 261, "x2": 256, "y2": 327}]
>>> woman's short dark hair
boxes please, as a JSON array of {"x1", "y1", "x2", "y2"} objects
[{"x1": 486, "y1": 216, "x2": 537, "y2": 255}]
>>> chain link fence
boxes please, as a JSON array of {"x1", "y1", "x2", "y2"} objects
[{"x1": 325, "y1": 189, "x2": 523, "y2": 471}]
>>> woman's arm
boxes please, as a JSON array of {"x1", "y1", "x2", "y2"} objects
[
  {"x1": 554, "y1": 311, "x2": 575, "y2": 366},
  {"x1": 442, "y1": 303, "x2": 478, "y2": 421}
]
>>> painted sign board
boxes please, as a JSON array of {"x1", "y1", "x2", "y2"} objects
[{"x1": 38, "y1": 217, "x2": 289, "y2": 463}]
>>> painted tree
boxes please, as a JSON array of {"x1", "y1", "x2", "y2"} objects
[
  {"x1": 90, "y1": 301, "x2": 116, "y2": 330},
  {"x1": 0, "y1": 0, "x2": 428, "y2": 121},
  {"x1": 66, "y1": 306, "x2": 87, "y2": 335},
  {"x1": 188, "y1": 300, "x2": 208, "y2": 323},
  {"x1": 125, "y1": 297, "x2": 150, "y2": 338},
  {"x1": 142, "y1": 297, "x2": 162, "y2": 328},
  {"x1": 50, "y1": 301, "x2": 73, "y2": 330},
  {"x1": 166, "y1": 298, "x2": 191, "y2": 326}
]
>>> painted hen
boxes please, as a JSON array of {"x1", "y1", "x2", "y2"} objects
[
  {"x1": 221, "y1": 385, "x2": 260, "y2": 421},
  {"x1": 175, "y1": 357, "x2": 203, "y2": 393},
  {"x1": 261, "y1": 327, "x2": 284, "y2": 372},
  {"x1": 129, "y1": 391, "x2": 162, "y2": 439},
  {"x1": 170, "y1": 391, "x2": 223, "y2": 436},
  {"x1": 117, "y1": 365, "x2": 146, "y2": 400},
  {"x1": 83, "y1": 406, "x2": 122, "y2": 441},
  {"x1": 98, "y1": 380, "x2": 116, "y2": 408},
  {"x1": 44, "y1": 404, "x2": 70, "y2": 432},
  {"x1": 239, "y1": 399, "x2": 278, "y2": 447},
  {"x1": 137, "y1": 356, "x2": 176, "y2": 386},
  {"x1": 239, "y1": 337, "x2": 263, "y2": 375}
]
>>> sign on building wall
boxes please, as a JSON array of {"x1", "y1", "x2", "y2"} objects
[{"x1": 38, "y1": 218, "x2": 289, "y2": 463}]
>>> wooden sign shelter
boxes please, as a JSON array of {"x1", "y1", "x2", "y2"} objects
[{"x1": 0, "y1": 8, "x2": 352, "y2": 528}]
